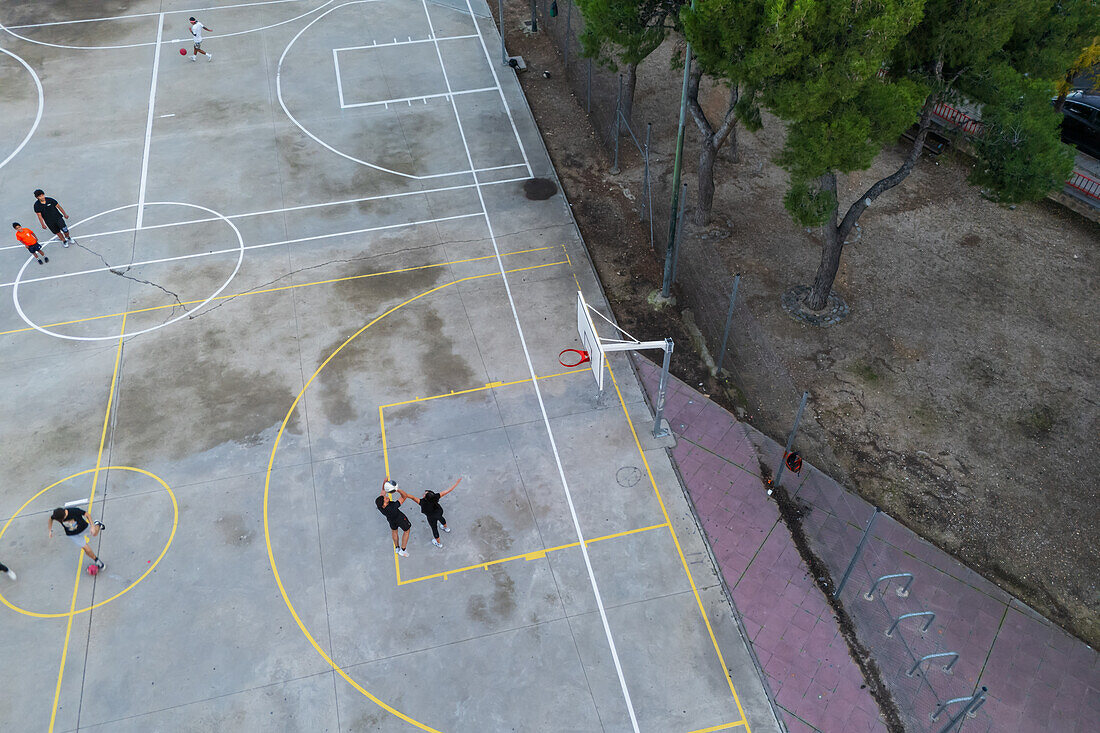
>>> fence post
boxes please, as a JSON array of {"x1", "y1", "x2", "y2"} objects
[
  {"x1": 716, "y1": 274, "x2": 741, "y2": 376},
  {"x1": 644, "y1": 123, "x2": 653, "y2": 250},
  {"x1": 768, "y1": 391, "x2": 808, "y2": 495},
  {"x1": 530, "y1": 0, "x2": 538, "y2": 32},
  {"x1": 610, "y1": 75, "x2": 622, "y2": 174},
  {"x1": 652, "y1": 338, "x2": 675, "y2": 438},
  {"x1": 499, "y1": 0, "x2": 507, "y2": 66},
  {"x1": 564, "y1": 0, "x2": 572, "y2": 69},
  {"x1": 586, "y1": 59, "x2": 592, "y2": 113},
  {"x1": 833, "y1": 508, "x2": 879, "y2": 598}
]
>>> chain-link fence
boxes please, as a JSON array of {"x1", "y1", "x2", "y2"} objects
[{"x1": 782, "y1": 465, "x2": 998, "y2": 733}]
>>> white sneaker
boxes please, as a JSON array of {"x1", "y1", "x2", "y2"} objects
[
  {"x1": 432, "y1": 539, "x2": 443, "y2": 548},
  {"x1": 62, "y1": 241, "x2": 69, "y2": 248},
  {"x1": 4, "y1": 569, "x2": 14, "y2": 581},
  {"x1": 206, "y1": 53, "x2": 213, "y2": 61},
  {"x1": 397, "y1": 548, "x2": 409, "y2": 557},
  {"x1": 441, "y1": 525, "x2": 450, "y2": 533},
  {"x1": 190, "y1": 54, "x2": 197, "y2": 62}
]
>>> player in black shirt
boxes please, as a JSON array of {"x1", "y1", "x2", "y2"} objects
[
  {"x1": 48, "y1": 506, "x2": 106, "y2": 570},
  {"x1": 33, "y1": 189, "x2": 75, "y2": 247},
  {"x1": 402, "y1": 479, "x2": 460, "y2": 548},
  {"x1": 376, "y1": 480, "x2": 412, "y2": 557}
]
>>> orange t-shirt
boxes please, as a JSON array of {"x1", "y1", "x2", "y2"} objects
[{"x1": 15, "y1": 227, "x2": 37, "y2": 247}]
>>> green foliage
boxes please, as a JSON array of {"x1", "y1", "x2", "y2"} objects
[
  {"x1": 575, "y1": 0, "x2": 685, "y2": 69},
  {"x1": 1004, "y1": 0, "x2": 1099, "y2": 82},
  {"x1": 968, "y1": 68, "x2": 1076, "y2": 203},
  {"x1": 760, "y1": 0, "x2": 926, "y2": 225}
]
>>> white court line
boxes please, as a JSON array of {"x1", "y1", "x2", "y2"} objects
[
  {"x1": 341, "y1": 87, "x2": 496, "y2": 110},
  {"x1": 0, "y1": 47, "x2": 44, "y2": 172},
  {"x1": 332, "y1": 48, "x2": 346, "y2": 108},
  {"x1": 333, "y1": 33, "x2": 477, "y2": 52},
  {"x1": 0, "y1": 176, "x2": 531, "y2": 255},
  {"x1": 422, "y1": 1, "x2": 638, "y2": 730},
  {"x1": 462, "y1": 0, "x2": 532, "y2": 178},
  {"x1": 7, "y1": 0, "x2": 312, "y2": 28},
  {"x1": 1, "y1": 0, "x2": 347, "y2": 51},
  {"x1": 136, "y1": 14, "x2": 165, "y2": 232},
  {"x1": 2, "y1": 212, "x2": 483, "y2": 289}
]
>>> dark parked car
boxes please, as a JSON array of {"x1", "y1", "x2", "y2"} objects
[{"x1": 1058, "y1": 91, "x2": 1100, "y2": 159}]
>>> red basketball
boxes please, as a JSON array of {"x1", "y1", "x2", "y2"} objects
[
  {"x1": 87, "y1": 564, "x2": 99, "y2": 576},
  {"x1": 180, "y1": 48, "x2": 188, "y2": 55}
]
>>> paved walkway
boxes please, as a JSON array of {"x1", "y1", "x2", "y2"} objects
[{"x1": 634, "y1": 356, "x2": 1100, "y2": 733}]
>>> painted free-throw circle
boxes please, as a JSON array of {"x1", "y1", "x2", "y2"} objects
[
  {"x1": 0, "y1": 466, "x2": 178, "y2": 619},
  {"x1": 0, "y1": 46, "x2": 44, "y2": 171},
  {"x1": 12, "y1": 201, "x2": 245, "y2": 341}
]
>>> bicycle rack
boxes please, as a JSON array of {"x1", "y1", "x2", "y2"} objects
[
  {"x1": 864, "y1": 572, "x2": 914, "y2": 600},
  {"x1": 886, "y1": 611, "x2": 935, "y2": 637},
  {"x1": 908, "y1": 651, "x2": 959, "y2": 677}
]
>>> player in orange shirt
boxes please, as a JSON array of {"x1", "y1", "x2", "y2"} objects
[{"x1": 12, "y1": 222, "x2": 48, "y2": 265}]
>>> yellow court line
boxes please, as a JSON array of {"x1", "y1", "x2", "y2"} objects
[
  {"x1": 607, "y1": 361, "x2": 752, "y2": 733},
  {"x1": 49, "y1": 313, "x2": 126, "y2": 733},
  {"x1": 263, "y1": 259, "x2": 567, "y2": 733},
  {"x1": 397, "y1": 523, "x2": 669, "y2": 585},
  {"x1": 0, "y1": 245, "x2": 557, "y2": 337},
  {"x1": 0, "y1": 466, "x2": 177, "y2": 619},
  {"x1": 687, "y1": 721, "x2": 748, "y2": 733}
]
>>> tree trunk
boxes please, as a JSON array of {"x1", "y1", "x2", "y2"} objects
[
  {"x1": 834, "y1": 93, "x2": 939, "y2": 246},
  {"x1": 695, "y1": 142, "x2": 717, "y2": 226},
  {"x1": 686, "y1": 69, "x2": 739, "y2": 226},
  {"x1": 619, "y1": 62, "x2": 638, "y2": 135},
  {"x1": 1054, "y1": 91, "x2": 1067, "y2": 114},
  {"x1": 724, "y1": 123, "x2": 739, "y2": 163},
  {"x1": 805, "y1": 173, "x2": 842, "y2": 311}
]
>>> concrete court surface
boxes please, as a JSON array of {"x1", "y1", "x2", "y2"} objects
[{"x1": 0, "y1": 1, "x2": 780, "y2": 731}]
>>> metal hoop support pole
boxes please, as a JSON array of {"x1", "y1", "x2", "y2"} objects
[{"x1": 652, "y1": 338, "x2": 675, "y2": 438}]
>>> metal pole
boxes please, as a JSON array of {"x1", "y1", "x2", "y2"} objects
[
  {"x1": 716, "y1": 275, "x2": 741, "y2": 375},
  {"x1": 833, "y1": 508, "x2": 878, "y2": 598},
  {"x1": 652, "y1": 338, "x2": 675, "y2": 438},
  {"x1": 934, "y1": 687, "x2": 987, "y2": 732},
  {"x1": 661, "y1": 2, "x2": 695, "y2": 299},
  {"x1": 640, "y1": 122, "x2": 651, "y2": 222},
  {"x1": 611, "y1": 75, "x2": 622, "y2": 174},
  {"x1": 499, "y1": 0, "x2": 507, "y2": 66},
  {"x1": 530, "y1": 0, "x2": 538, "y2": 32},
  {"x1": 564, "y1": 0, "x2": 572, "y2": 69},
  {"x1": 670, "y1": 182, "x2": 687, "y2": 285},
  {"x1": 768, "y1": 390, "x2": 808, "y2": 495}
]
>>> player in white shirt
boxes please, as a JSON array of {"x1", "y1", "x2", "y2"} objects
[{"x1": 188, "y1": 17, "x2": 213, "y2": 62}]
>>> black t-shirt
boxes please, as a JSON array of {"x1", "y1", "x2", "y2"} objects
[
  {"x1": 375, "y1": 495, "x2": 406, "y2": 520},
  {"x1": 61, "y1": 508, "x2": 89, "y2": 535},
  {"x1": 34, "y1": 197, "x2": 63, "y2": 225},
  {"x1": 419, "y1": 492, "x2": 441, "y2": 515}
]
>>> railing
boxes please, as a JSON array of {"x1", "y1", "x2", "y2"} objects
[
  {"x1": 931, "y1": 101, "x2": 1100, "y2": 205},
  {"x1": 1066, "y1": 170, "x2": 1100, "y2": 202},
  {"x1": 931, "y1": 102, "x2": 984, "y2": 136}
]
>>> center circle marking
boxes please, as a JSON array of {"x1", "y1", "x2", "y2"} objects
[
  {"x1": 11, "y1": 201, "x2": 245, "y2": 342},
  {"x1": 0, "y1": 466, "x2": 178, "y2": 619}
]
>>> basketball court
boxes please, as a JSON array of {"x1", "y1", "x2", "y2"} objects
[{"x1": 0, "y1": 2, "x2": 780, "y2": 731}]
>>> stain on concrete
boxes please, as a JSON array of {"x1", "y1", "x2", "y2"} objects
[
  {"x1": 314, "y1": 266, "x2": 477, "y2": 424},
  {"x1": 523, "y1": 177, "x2": 557, "y2": 200},
  {"x1": 215, "y1": 512, "x2": 254, "y2": 546},
  {"x1": 467, "y1": 565, "x2": 516, "y2": 624},
  {"x1": 113, "y1": 324, "x2": 302, "y2": 462}
]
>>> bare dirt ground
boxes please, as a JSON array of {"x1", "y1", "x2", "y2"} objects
[{"x1": 499, "y1": 10, "x2": 1100, "y2": 648}]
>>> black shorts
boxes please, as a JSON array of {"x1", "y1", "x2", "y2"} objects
[
  {"x1": 387, "y1": 513, "x2": 411, "y2": 531},
  {"x1": 26, "y1": 243, "x2": 42, "y2": 254},
  {"x1": 44, "y1": 220, "x2": 67, "y2": 235}
]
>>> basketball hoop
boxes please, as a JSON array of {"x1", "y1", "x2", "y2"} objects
[{"x1": 558, "y1": 348, "x2": 590, "y2": 367}]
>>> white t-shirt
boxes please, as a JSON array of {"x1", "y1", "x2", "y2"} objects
[{"x1": 190, "y1": 21, "x2": 206, "y2": 42}]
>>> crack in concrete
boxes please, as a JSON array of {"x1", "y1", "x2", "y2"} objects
[{"x1": 74, "y1": 241, "x2": 187, "y2": 314}]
